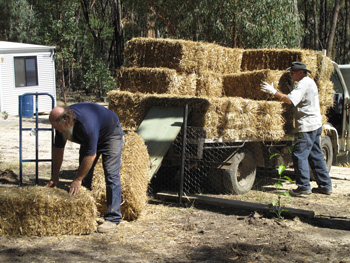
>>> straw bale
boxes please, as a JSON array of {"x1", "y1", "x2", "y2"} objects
[
  {"x1": 315, "y1": 53, "x2": 334, "y2": 83},
  {"x1": 91, "y1": 131, "x2": 149, "y2": 221},
  {"x1": 222, "y1": 69, "x2": 284, "y2": 100},
  {"x1": 108, "y1": 90, "x2": 286, "y2": 141},
  {"x1": 124, "y1": 37, "x2": 243, "y2": 74},
  {"x1": 108, "y1": 90, "x2": 210, "y2": 131},
  {"x1": 241, "y1": 49, "x2": 318, "y2": 79},
  {"x1": 0, "y1": 186, "x2": 97, "y2": 236},
  {"x1": 117, "y1": 67, "x2": 197, "y2": 96},
  {"x1": 196, "y1": 71, "x2": 223, "y2": 97}
]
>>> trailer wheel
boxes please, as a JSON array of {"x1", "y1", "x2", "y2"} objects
[
  {"x1": 321, "y1": 136, "x2": 333, "y2": 172},
  {"x1": 222, "y1": 150, "x2": 256, "y2": 195}
]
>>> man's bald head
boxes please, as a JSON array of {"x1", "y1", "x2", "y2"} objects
[
  {"x1": 49, "y1": 106, "x2": 75, "y2": 131},
  {"x1": 49, "y1": 106, "x2": 65, "y2": 125}
]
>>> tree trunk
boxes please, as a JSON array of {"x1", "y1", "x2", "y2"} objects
[
  {"x1": 320, "y1": 0, "x2": 326, "y2": 49},
  {"x1": 60, "y1": 57, "x2": 67, "y2": 105},
  {"x1": 327, "y1": 0, "x2": 344, "y2": 58},
  {"x1": 344, "y1": 0, "x2": 350, "y2": 63},
  {"x1": 112, "y1": 0, "x2": 124, "y2": 69},
  {"x1": 312, "y1": 0, "x2": 319, "y2": 50},
  {"x1": 293, "y1": 0, "x2": 301, "y2": 47}
]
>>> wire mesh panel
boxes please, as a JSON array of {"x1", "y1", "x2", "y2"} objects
[{"x1": 149, "y1": 126, "x2": 290, "y2": 197}]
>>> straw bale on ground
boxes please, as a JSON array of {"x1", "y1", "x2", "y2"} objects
[
  {"x1": 0, "y1": 186, "x2": 97, "y2": 236},
  {"x1": 223, "y1": 69, "x2": 284, "y2": 100},
  {"x1": 108, "y1": 90, "x2": 286, "y2": 141},
  {"x1": 91, "y1": 131, "x2": 149, "y2": 221},
  {"x1": 241, "y1": 49, "x2": 318, "y2": 79},
  {"x1": 124, "y1": 37, "x2": 243, "y2": 74},
  {"x1": 117, "y1": 67, "x2": 197, "y2": 96}
]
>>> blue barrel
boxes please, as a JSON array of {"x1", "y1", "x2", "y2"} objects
[{"x1": 21, "y1": 95, "x2": 34, "y2": 118}]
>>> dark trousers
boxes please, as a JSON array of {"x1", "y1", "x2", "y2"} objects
[
  {"x1": 80, "y1": 125, "x2": 123, "y2": 224},
  {"x1": 292, "y1": 126, "x2": 332, "y2": 191}
]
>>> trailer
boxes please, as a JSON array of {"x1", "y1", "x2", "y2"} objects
[{"x1": 136, "y1": 61, "x2": 350, "y2": 195}]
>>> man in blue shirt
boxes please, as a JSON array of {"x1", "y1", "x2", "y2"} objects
[
  {"x1": 47, "y1": 102, "x2": 123, "y2": 233},
  {"x1": 261, "y1": 62, "x2": 332, "y2": 197}
]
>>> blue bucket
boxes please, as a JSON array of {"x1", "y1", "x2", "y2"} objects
[{"x1": 21, "y1": 95, "x2": 34, "y2": 118}]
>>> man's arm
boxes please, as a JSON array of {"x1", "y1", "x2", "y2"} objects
[
  {"x1": 261, "y1": 82, "x2": 293, "y2": 105},
  {"x1": 46, "y1": 146, "x2": 65, "y2": 187},
  {"x1": 275, "y1": 91, "x2": 293, "y2": 105},
  {"x1": 69, "y1": 153, "x2": 96, "y2": 196}
]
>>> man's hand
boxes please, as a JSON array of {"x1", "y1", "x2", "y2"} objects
[
  {"x1": 45, "y1": 178, "x2": 59, "y2": 188},
  {"x1": 69, "y1": 179, "x2": 82, "y2": 196},
  {"x1": 261, "y1": 82, "x2": 277, "y2": 95}
]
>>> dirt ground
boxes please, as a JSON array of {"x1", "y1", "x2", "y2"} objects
[{"x1": 1, "y1": 114, "x2": 350, "y2": 263}]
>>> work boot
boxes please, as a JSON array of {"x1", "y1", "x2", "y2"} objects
[
  {"x1": 289, "y1": 188, "x2": 312, "y2": 197},
  {"x1": 97, "y1": 220, "x2": 118, "y2": 233},
  {"x1": 312, "y1": 187, "x2": 333, "y2": 195}
]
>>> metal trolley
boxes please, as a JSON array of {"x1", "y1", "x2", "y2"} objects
[{"x1": 18, "y1": 92, "x2": 55, "y2": 185}]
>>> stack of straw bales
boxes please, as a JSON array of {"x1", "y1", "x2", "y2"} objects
[
  {"x1": 0, "y1": 186, "x2": 97, "y2": 236},
  {"x1": 91, "y1": 131, "x2": 149, "y2": 221},
  {"x1": 110, "y1": 37, "x2": 334, "y2": 141}
]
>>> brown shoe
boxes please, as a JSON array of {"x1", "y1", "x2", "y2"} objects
[{"x1": 97, "y1": 221, "x2": 118, "y2": 233}]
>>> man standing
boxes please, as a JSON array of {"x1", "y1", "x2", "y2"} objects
[
  {"x1": 46, "y1": 102, "x2": 123, "y2": 232},
  {"x1": 261, "y1": 62, "x2": 333, "y2": 196}
]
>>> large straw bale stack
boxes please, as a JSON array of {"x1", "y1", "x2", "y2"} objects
[
  {"x1": 108, "y1": 90, "x2": 286, "y2": 141},
  {"x1": 117, "y1": 67, "x2": 197, "y2": 96},
  {"x1": 0, "y1": 186, "x2": 97, "y2": 236},
  {"x1": 124, "y1": 37, "x2": 243, "y2": 74},
  {"x1": 222, "y1": 69, "x2": 284, "y2": 100},
  {"x1": 241, "y1": 49, "x2": 318, "y2": 79},
  {"x1": 91, "y1": 131, "x2": 149, "y2": 221}
]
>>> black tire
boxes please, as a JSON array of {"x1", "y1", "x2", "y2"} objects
[
  {"x1": 222, "y1": 149, "x2": 256, "y2": 195},
  {"x1": 321, "y1": 135, "x2": 333, "y2": 172}
]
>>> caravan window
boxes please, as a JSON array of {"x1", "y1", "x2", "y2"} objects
[{"x1": 14, "y1": 57, "x2": 38, "y2": 87}]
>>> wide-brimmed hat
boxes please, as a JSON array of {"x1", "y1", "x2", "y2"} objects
[{"x1": 286, "y1": 62, "x2": 311, "y2": 73}]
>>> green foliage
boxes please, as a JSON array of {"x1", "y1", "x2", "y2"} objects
[
  {"x1": 82, "y1": 56, "x2": 117, "y2": 96},
  {"x1": 127, "y1": 0, "x2": 304, "y2": 49},
  {"x1": 0, "y1": 0, "x2": 37, "y2": 42},
  {"x1": 235, "y1": 0, "x2": 304, "y2": 48},
  {"x1": 269, "y1": 153, "x2": 292, "y2": 219},
  {"x1": 2, "y1": 111, "x2": 8, "y2": 120}
]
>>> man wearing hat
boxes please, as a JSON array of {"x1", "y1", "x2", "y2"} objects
[{"x1": 261, "y1": 62, "x2": 333, "y2": 196}]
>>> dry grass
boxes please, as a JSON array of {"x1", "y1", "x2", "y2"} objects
[{"x1": 0, "y1": 186, "x2": 97, "y2": 236}]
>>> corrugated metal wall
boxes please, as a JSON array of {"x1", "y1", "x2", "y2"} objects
[{"x1": 0, "y1": 50, "x2": 56, "y2": 116}]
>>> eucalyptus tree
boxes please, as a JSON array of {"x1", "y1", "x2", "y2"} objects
[
  {"x1": 123, "y1": 0, "x2": 304, "y2": 49},
  {"x1": 0, "y1": 0, "x2": 37, "y2": 42}
]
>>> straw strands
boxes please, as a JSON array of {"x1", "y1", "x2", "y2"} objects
[
  {"x1": 223, "y1": 69, "x2": 284, "y2": 100},
  {"x1": 241, "y1": 48, "x2": 318, "y2": 79},
  {"x1": 0, "y1": 186, "x2": 97, "y2": 236},
  {"x1": 109, "y1": 90, "x2": 285, "y2": 141},
  {"x1": 117, "y1": 67, "x2": 197, "y2": 96},
  {"x1": 124, "y1": 37, "x2": 243, "y2": 74},
  {"x1": 91, "y1": 131, "x2": 149, "y2": 221}
]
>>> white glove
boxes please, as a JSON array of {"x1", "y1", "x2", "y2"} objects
[{"x1": 261, "y1": 82, "x2": 277, "y2": 95}]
